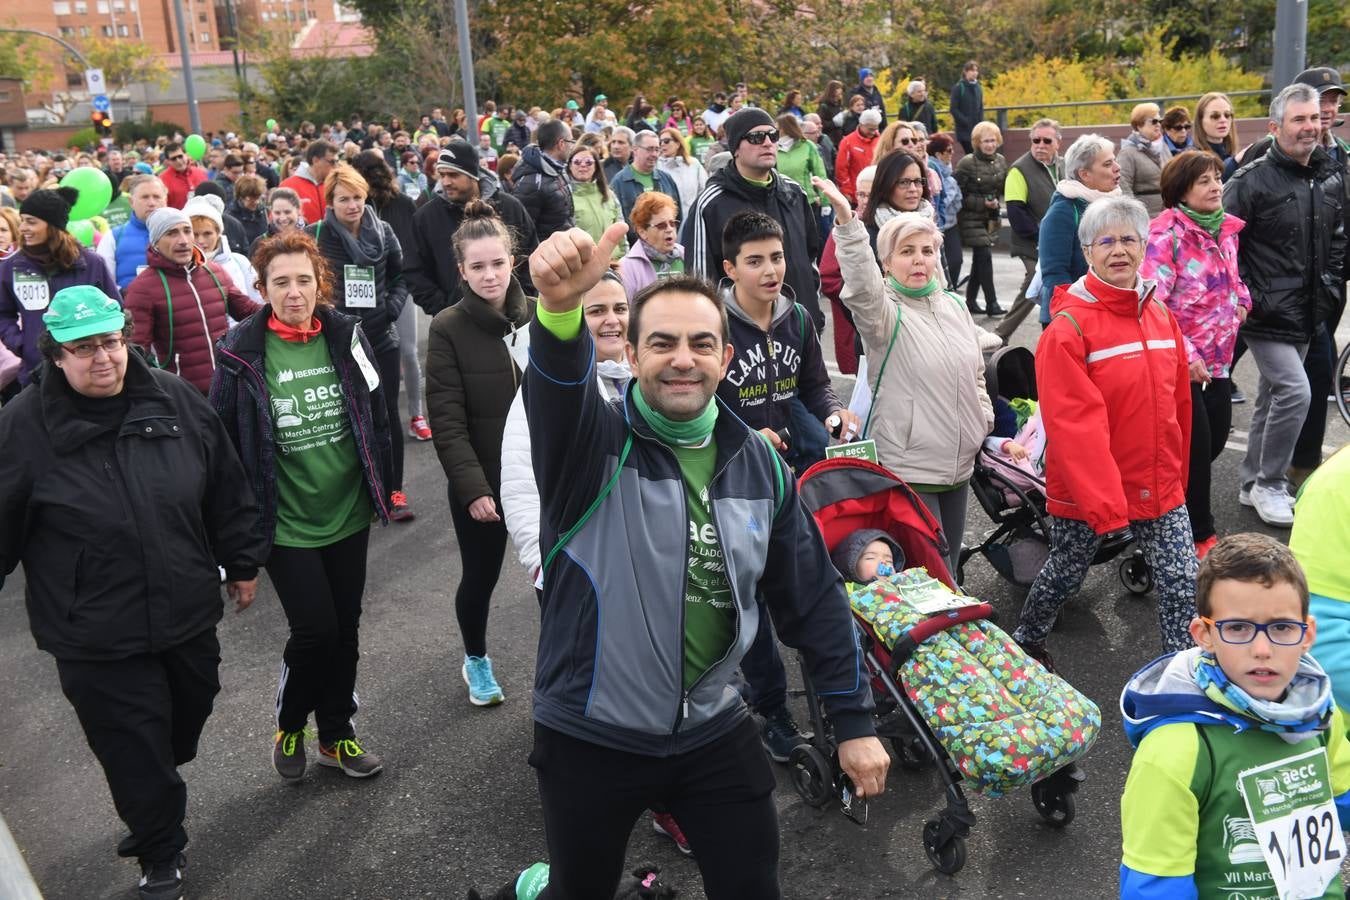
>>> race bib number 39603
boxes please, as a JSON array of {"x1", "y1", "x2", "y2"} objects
[
  {"x1": 343, "y1": 265, "x2": 376, "y2": 308},
  {"x1": 1237, "y1": 747, "x2": 1346, "y2": 900}
]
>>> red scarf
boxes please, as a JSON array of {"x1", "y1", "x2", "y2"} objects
[{"x1": 267, "y1": 311, "x2": 322, "y2": 343}]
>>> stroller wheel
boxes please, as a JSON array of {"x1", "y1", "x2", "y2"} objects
[
  {"x1": 890, "y1": 734, "x2": 931, "y2": 771},
  {"x1": 1030, "y1": 780, "x2": 1077, "y2": 828},
  {"x1": 1119, "y1": 554, "x2": 1153, "y2": 595},
  {"x1": 788, "y1": 745, "x2": 835, "y2": 808},
  {"x1": 922, "y1": 820, "x2": 968, "y2": 875}
]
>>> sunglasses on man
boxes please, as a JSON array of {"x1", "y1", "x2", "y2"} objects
[{"x1": 743, "y1": 130, "x2": 780, "y2": 145}]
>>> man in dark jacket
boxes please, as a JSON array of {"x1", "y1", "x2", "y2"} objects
[
  {"x1": 682, "y1": 108, "x2": 825, "y2": 331},
  {"x1": 0, "y1": 286, "x2": 265, "y2": 900},
  {"x1": 610, "y1": 130, "x2": 683, "y2": 246},
  {"x1": 503, "y1": 111, "x2": 531, "y2": 154},
  {"x1": 849, "y1": 67, "x2": 887, "y2": 128},
  {"x1": 405, "y1": 142, "x2": 538, "y2": 316},
  {"x1": 1223, "y1": 83, "x2": 1346, "y2": 527},
  {"x1": 996, "y1": 117, "x2": 1063, "y2": 343},
  {"x1": 510, "y1": 118, "x2": 575, "y2": 241},
  {"x1": 950, "y1": 61, "x2": 985, "y2": 153},
  {"x1": 521, "y1": 222, "x2": 887, "y2": 899}
]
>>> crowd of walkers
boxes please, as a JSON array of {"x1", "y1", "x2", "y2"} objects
[{"x1": 0, "y1": 60, "x2": 1347, "y2": 900}]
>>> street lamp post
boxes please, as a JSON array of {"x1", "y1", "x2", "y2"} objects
[
  {"x1": 453, "y1": 0, "x2": 477, "y2": 136},
  {"x1": 169, "y1": 0, "x2": 202, "y2": 134}
]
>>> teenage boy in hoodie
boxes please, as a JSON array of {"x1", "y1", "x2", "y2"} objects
[
  {"x1": 715, "y1": 210, "x2": 857, "y2": 472},
  {"x1": 715, "y1": 211, "x2": 859, "y2": 763},
  {"x1": 1119, "y1": 533, "x2": 1350, "y2": 900}
]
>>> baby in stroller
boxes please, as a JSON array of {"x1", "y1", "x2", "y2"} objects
[{"x1": 789, "y1": 458, "x2": 1100, "y2": 874}]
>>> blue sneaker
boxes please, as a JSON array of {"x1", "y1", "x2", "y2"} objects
[{"x1": 462, "y1": 655, "x2": 504, "y2": 706}]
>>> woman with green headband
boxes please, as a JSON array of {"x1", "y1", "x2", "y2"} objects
[
  {"x1": 815, "y1": 174, "x2": 993, "y2": 579},
  {"x1": 1141, "y1": 149, "x2": 1252, "y2": 561}
]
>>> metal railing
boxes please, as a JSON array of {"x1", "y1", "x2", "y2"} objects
[{"x1": 925, "y1": 89, "x2": 1271, "y2": 132}]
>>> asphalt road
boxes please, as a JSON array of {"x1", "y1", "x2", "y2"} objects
[{"x1": 2, "y1": 251, "x2": 1347, "y2": 900}]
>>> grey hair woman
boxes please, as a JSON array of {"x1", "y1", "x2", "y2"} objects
[
  {"x1": 1011, "y1": 196, "x2": 1196, "y2": 668},
  {"x1": 1036, "y1": 133, "x2": 1122, "y2": 327}
]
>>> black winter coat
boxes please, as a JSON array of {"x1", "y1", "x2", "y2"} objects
[
  {"x1": 227, "y1": 198, "x2": 270, "y2": 250},
  {"x1": 849, "y1": 83, "x2": 887, "y2": 126},
  {"x1": 0, "y1": 354, "x2": 266, "y2": 661},
  {"x1": 950, "y1": 78, "x2": 985, "y2": 141},
  {"x1": 510, "y1": 145, "x2": 575, "y2": 241},
  {"x1": 305, "y1": 208, "x2": 410, "y2": 356},
  {"x1": 682, "y1": 166, "x2": 824, "y2": 330},
  {"x1": 425, "y1": 278, "x2": 535, "y2": 508},
  {"x1": 209, "y1": 305, "x2": 393, "y2": 549},
  {"x1": 817, "y1": 100, "x2": 844, "y2": 144},
  {"x1": 503, "y1": 123, "x2": 531, "y2": 152},
  {"x1": 1224, "y1": 143, "x2": 1346, "y2": 344},
  {"x1": 404, "y1": 174, "x2": 538, "y2": 316}
]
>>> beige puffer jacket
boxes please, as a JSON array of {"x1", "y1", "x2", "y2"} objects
[{"x1": 834, "y1": 216, "x2": 994, "y2": 484}]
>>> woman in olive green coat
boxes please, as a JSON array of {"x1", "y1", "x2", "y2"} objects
[{"x1": 954, "y1": 120, "x2": 1009, "y2": 316}]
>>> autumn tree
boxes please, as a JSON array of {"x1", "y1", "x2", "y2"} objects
[{"x1": 81, "y1": 36, "x2": 171, "y2": 92}]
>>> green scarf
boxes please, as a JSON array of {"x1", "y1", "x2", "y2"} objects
[
  {"x1": 886, "y1": 274, "x2": 939, "y2": 299},
  {"x1": 1180, "y1": 203, "x2": 1225, "y2": 239},
  {"x1": 632, "y1": 382, "x2": 718, "y2": 446}
]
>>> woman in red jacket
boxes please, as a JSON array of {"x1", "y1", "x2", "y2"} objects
[{"x1": 1010, "y1": 197, "x2": 1197, "y2": 671}]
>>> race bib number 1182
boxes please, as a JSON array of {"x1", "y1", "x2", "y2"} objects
[{"x1": 1237, "y1": 747, "x2": 1346, "y2": 900}]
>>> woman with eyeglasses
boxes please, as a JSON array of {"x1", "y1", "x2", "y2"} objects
[
  {"x1": 663, "y1": 100, "x2": 695, "y2": 137},
  {"x1": 2, "y1": 285, "x2": 264, "y2": 900},
  {"x1": 655, "y1": 126, "x2": 708, "y2": 214},
  {"x1": 1160, "y1": 106, "x2": 1195, "y2": 155},
  {"x1": 954, "y1": 120, "x2": 1009, "y2": 316},
  {"x1": 863, "y1": 152, "x2": 934, "y2": 257},
  {"x1": 566, "y1": 144, "x2": 627, "y2": 265},
  {"x1": 1195, "y1": 92, "x2": 1239, "y2": 180},
  {"x1": 1012, "y1": 197, "x2": 1196, "y2": 670},
  {"x1": 618, "y1": 191, "x2": 683, "y2": 298},
  {"x1": 1117, "y1": 102, "x2": 1167, "y2": 216}
]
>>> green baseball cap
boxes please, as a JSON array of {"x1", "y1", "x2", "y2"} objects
[
  {"x1": 594, "y1": 93, "x2": 607, "y2": 102},
  {"x1": 43, "y1": 285, "x2": 126, "y2": 343},
  {"x1": 565, "y1": 100, "x2": 580, "y2": 110}
]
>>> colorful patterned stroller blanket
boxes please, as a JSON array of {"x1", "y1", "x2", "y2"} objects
[{"x1": 850, "y1": 569, "x2": 1101, "y2": 797}]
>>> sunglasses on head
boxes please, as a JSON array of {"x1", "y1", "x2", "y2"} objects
[
  {"x1": 743, "y1": 129, "x2": 780, "y2": 145},
  {"x1": 1030, "y1": 136, "x2": 1055, "y2": 145}
]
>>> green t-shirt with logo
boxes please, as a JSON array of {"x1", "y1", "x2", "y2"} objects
[
  {"x1": 265, "y1": 331, "x2": 372, "y2": 547},
  {"x1": 671, "y1": 439, "x2": 736, "y2": 689},
  {"x1": 101, "y1": 194, "x2": 132, "y2": 229},
  {"x1": 629, "y1": 165, "x2": 654, "y2": 191}
]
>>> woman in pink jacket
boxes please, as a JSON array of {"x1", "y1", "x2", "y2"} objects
[{"x1": 1140, "y1": 150, "x2": 1251, "y2": 559}]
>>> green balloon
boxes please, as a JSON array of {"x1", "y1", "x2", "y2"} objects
[
  {"x1": 184, "y1": 133, "x2": 207, "y2": 161},
  {"x1": 266, "y1": 118, "x2": 278, "y2": 131},
  {"x1": 59, "y1": 167, "x2": 112, "y2": 221},
  {"x1": 68, "y1": 219, "x2": 96, "y2": 247}
]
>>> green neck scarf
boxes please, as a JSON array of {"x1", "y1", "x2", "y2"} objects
[
  {"x1": 1180, "y1": 203, "x2": 1225, "y2": 239},
  {"x1": 886, "y1": 274, "x2": 939, "y2": 299},
  {"x1": 632, "y1": 382, "x2": 718, "y2": 446}
]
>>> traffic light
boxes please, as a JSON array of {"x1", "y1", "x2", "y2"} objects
[{"x1": 90, "y1": 109, "x2": 113, "y2": 136}]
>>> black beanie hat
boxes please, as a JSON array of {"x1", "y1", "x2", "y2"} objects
[
  {"x1": 20, "y1": 186, "x2": 79, "y2": 232},
  {"x1": 830, "y1": 528, "x2": 904, "y2": 584},
  {"x1": 724, "y1": 108, "x2": 776, "y2": 154}
]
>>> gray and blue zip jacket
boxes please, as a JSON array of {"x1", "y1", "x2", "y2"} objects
[{"x1": 525, "y1": 316, "x2": 875, "y2": 756}]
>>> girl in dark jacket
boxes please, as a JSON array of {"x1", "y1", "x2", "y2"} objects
[
  {"x1": 816, "y1": 80, "x2": 845, "y2": 144},
  {"x1": 425, "y1": 200, "x2": 534, "y2": 707},
  {"x1": 307, "y1": 163, "x2": 414, "y2": 520},
  {"x1": 0, "y1": 187, "x2": 121, "y2": 390},
  {"x1": 210, "y1": 230, "x2": 393, "y2": 783}
]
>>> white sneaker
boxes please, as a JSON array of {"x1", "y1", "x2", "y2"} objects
[
  {"x1": 1249, "y1": 485, "x2": 1295, "y2": 527},
  {"x1": 1238, "y1": 484, "x2": 1252, "y2": 507}
]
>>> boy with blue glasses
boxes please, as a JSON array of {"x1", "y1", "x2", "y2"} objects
[{"x1": 1119, "y1": 533, "x2": 1350, "y2": 899}]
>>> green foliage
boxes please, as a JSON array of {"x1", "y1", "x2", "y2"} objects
[
  {"x1": 113, "y1": 116, "x2": 186, "y2": 146},
  {"x1": 0, "y1": 27, "x2": 56, "y2": 92},
  {"x1": 80, "y1": 36, "x2": 171, "y2": 92},
  {"x1": 982, "y1": 57, "x2": 1115, "y2": 127},
  {"x1": 1107, "y1": 28, "x2": 1265, "y2": 117},
  {"x1": 67, "y1": 126, "x2": 99, "y2": 149}
]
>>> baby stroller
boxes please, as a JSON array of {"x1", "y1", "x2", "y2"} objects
[
  {"x1": 791, "y1": 456, "x2": 1098, "y2": 874},
  {"x1": 958, "y1": 345, "x2": 1153, "y2": 594}
]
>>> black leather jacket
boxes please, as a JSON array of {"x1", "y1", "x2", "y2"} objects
[{"x1": 1224, "y1": 142, "x2": 1345, "y2": 343}]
